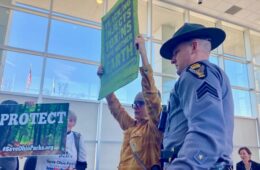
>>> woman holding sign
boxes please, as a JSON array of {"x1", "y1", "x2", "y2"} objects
[{"x1": 97, "y1": 35, "x2": 162, "y2": 170}]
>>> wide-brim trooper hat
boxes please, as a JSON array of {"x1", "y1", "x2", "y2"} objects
[{"x1": 160, "y1": 23, "x2": 226, "y2": 60}]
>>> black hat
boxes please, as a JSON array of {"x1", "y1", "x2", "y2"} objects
[{"x1": 160, "y1": 23, "x2": 226, "y2": 60}]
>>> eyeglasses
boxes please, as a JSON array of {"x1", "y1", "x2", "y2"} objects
[{"x1": 131, "y1": 101, "x2": 145, "y2": 109}]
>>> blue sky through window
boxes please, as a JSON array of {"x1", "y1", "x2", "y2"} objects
[
  {"x1": 48, "y1": 19, "x2": 101, "y2": 62},
  {"x1": 1, "y1": 51, "x2": 43, "y2": 94},
  {"x1": 7, "y1": 10, "x2": 48, "y2": 51}
]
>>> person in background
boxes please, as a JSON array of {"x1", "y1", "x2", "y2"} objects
[
  {"x1": 0, "y1": 100, "x2": 19, "y2": 170},
  {"x1": 97, "y1": 35, "x2": 162, "y2": 170},
  {"x1": 236, "y1": 146, "x2": 260, "y2": 170},
  {"x1": 160, "y1": 23, "x2": 234, "y2": 169},
  {"x1": 35, "y1": 110, "x2": 87, "y2": 170}
]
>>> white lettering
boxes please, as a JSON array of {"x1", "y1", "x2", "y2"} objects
[{"x1": 38, "y1": 112, "x2": 47, "y2": 124}]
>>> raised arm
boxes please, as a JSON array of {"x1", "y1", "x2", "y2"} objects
[
  {"x1": 135, "y1": 35, "x2": 162, "y2": 124},
  {"x1": 97, "y1": 66, "x2": 135, "y2": 130}
]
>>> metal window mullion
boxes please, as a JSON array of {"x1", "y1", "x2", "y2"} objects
[
  {"x1": 95, "y1": 101, "x2": 104, "y2": 170},
  {"x1": 147, "y1": 0, "x2": 153, "y2": 65},
  {"x1": 37, "y1": 0, "x2": 53, "y2": 103},
  {"x1": 215, "y1": 20, "x2": 225, "y2": 69},
  {"x1": 0, "y1": 5, "x2": 14, "y2": 90},
  {"x1": 0, "y1": 45, "x2": 100, "y2": 66},
  {"x1": 184, "y1": 9, "x2": 189, "y2": 23}
]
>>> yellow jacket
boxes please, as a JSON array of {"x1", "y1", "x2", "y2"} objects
[{"x1": 106, "y1": 65, "x2": 162, "y2": 170}]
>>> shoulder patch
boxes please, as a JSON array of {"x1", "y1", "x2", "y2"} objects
[
  {"x1": 187, "y1": 62, "x2": 207, "y2": 79},
  {"x1": 196, "y1": 81, "x2": 219, "y2": 100}
]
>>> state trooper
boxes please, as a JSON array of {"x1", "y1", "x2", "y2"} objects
[{"x1": 160, "y1": 23, "x2": 234, "y2": 170}]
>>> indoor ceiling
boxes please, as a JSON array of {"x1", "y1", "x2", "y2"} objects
[{"x1": 160, "y1": 0, "x2": 260, "y2": 32}]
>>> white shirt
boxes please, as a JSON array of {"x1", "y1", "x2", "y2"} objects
[{"x1": 35, "y1": 132, "x2": 86, "y2": 170}]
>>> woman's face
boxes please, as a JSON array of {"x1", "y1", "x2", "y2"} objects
[
  {"x1": 67, "y1": 117, "x2": 76, "y2": 132},
  {"x1": 239, "y1": 149, "x2": 251, "y2": 162}
]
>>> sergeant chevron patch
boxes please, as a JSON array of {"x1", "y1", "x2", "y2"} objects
[
  {"x1": 187, "y1": 62, "x2": 207, "y2": 79},
  {"x1": 196, "y1": 81, "x2": 219, "y2": 100}
]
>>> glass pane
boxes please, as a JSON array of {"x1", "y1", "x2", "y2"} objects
[
  {"x1": 189, "y1": 12, "x2": 215, "y2": 27},
  {"x1": 53, "y1": 0, "x2": 103, "y2": 23},
  {"x1": 250, "y1": 31, "x2": 260, "y2": 65},
  {"x1": 255, "y1": 66, "x2": 260, "y2": 91},
  {"x1": 114, "y1": 74, "x2": 142, "y2": 104},
  {"x1": 14, "y1": 0, "x2": 50, "y2": 12},
  {"x1": 1, "y1": 51, "x2": 43, "y2": 94},
  {"x1": 152, "y1": 4, "x2": 183, "y2": 41},
  {"x1": 0, "y1": 0, "x2": 12, "y2": 6},
  {"x1": 232, "y1": 89, "x2": 252, "y2": 117},
  {"x1": 224, "y1": 59, "x2": 249, "y2": 88},
  {"x1": 7, "y1": 10, "x2": 48, "y2": 52},
  {"x1": 257, "y1": 93, "x2": 260, "y2": 115},
  {"x1": 152, "y1": 42, "x2": 177, "y2": 77},
  {"x1": 155, "y1": 76, "x2": 176, "y2": 105},
  {"x1": 222, "y1": 24, "x2": 245, "y2": 57},
  {"x1": 108, "y1": 0, "x2": 147, "y2": 35},
  {"x1": 0, "y1": 7, "x2": 9, "y2": 46},
  {"x1": 48, "y1": 19, "x2": 101, "y2": 62},
  {"x1": 43, "y1": 58, "x2": 99, "y2": 100},
  {"x1": 209, "y1": 55, "x2": 218, "y2": 65}
]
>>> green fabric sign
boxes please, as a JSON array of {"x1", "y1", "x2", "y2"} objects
[
  {"x1": 0, "y1": 103, "x2": 69, "y2": 157},
  {"x1": 98, "y1": 0, "x2": 139, "y2": 100}
]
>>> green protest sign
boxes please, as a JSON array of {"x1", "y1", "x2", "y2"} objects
[
  {"x1": 98, "y1": 0, "x2": 139, "y2": 100},
  {"x1": 0, "y1": 103, "x2": 69, "y2": 157}
]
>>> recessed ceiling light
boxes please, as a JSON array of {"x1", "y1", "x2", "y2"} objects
[{"x1": 97, "y1": 0, "x2": 103, "y2": 4}]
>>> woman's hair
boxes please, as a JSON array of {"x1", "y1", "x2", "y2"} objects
[
  {"x1": 68, "y1": 110, "x2": 77, "y2": 123},
  {"x1": 238, "y1": 146, "x2": 252, "y2": 155},
  {"x1": 1, "y1": 100, "x2": 18, "y2": 105}
]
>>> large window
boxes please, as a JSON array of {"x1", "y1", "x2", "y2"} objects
[
  {"x1": 222, "y1": 22, "x2": 245, "y2": 58},
  {"x1": 0, "y1": 7, "x2": 10, "y2": 46},
  {"x1": 152, "y1": 4, "x2": 183, "y2": 41},
  {"x1": 1, "y1": 51, "x2": 43, "y2": 94},
  {"x1": 250, "y1": 31, "x2": 260, "y2": 65},
  {"x1": 114, "y1": 75, "x2": 142, "y2": 104},
  {"x1": 154, "y1": 76, "x2": 176, "y2": 105},
  {"x1": 43, "y1": 58, "x2": 99, "y2": 100},
  {"x1": 257, "y1": 93, "x2": 260, "y2": 115},
  {"x1": 209, "y1": 55, "x2": 218, "y2": 65},
  {"x1": 152, "y1": 42, "x2": 177, "y2": 77},
  {"x1": 232, "y1": 89, "x2": 252, "y2": 117},
  {"x1": 224, "y1": 59, "x2": 249, "y2": 88},
  {"x1": 48, "y1": 19, "x2": 101, "y2": 61},
  {"x1": 254, "y1": 66, "x2": 260, "y2": 91},
  {"x1": 7, "y1": 10, "x2": 48, "y2": 52},
  {"x1": 189, "y1": 12, "x2": 215, "y2": 27}
]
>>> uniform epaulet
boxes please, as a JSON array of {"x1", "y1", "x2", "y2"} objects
[{"x1": 187, "y1": 62, "x2": 207, "y2": 79}]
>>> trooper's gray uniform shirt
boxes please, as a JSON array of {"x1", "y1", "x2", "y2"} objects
[{"x1": 164, "y1": 60, "x2": 234, "y2": 169}]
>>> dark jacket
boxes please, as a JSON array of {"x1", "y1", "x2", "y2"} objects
[{"x1": 236, "y1": 160, "x2": 260, "y2": 170}]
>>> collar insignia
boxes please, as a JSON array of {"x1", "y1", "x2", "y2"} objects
[{"x1": 187, "y1": 62, "x2": 207, "y2": 79}]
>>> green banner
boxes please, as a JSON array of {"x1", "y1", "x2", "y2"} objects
[
  {"x1": 98, "y1": 0, "x2": 139, "y2": 100},
  {"x1": 0, "y1": 103, "x2": 69, "y2": 157}
]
